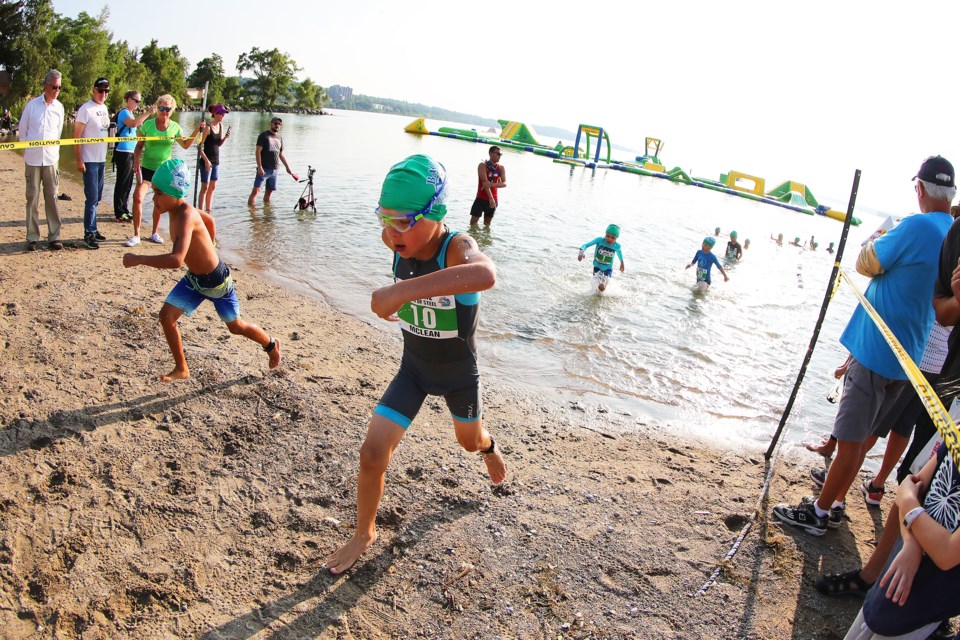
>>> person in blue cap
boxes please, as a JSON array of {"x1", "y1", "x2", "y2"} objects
[
  {"x1": 686, "y1": 236, "x2": 729, "y2": 287},
  {"x1": 326, "y1": 154, "x2": 506, "y2": 575},
  {"x1": 578, "y1": 223, "x2": 625, "y2": 292},
  {"x1": 122, "y1": 158, "x2": 280, "y2": 381}
]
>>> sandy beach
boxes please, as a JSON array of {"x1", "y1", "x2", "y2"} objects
[{"x1": 0, "y1": 148, "x2": 895, "y2": 639}]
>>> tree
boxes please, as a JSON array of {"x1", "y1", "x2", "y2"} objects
[
  {"x1": 8, "y1": 0, "x2": 56, "y2": 100},
  {"x1": 221, "y1": 76, "x2": 249, "y2": 107},
  {"x1": 236, "y1": 47, "x2": 300, "y2": 109},
  {"x1": 102, "y1": 39, "x2": 152, "y2": 112},
  {"x1": 188, "y1": 54, "x2": 225, "y2": 104},
  {"x1": 140, "y1": 39, "x2": 189, "y2": 104},
  {"x1": 293, "y1": 78, "x2": 325, "y2": 110},
  {"x1": 0, "y1": 0, "x2": 24, "y2": 73},
  {"x1": 49, "y1": 8, "x2": 111, "y2": 109}
]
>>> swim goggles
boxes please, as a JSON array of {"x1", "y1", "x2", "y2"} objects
[{"x1": 374, "y1": 177, "x2": 447, "y2": 233}]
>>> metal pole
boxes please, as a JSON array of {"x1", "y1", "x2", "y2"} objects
[
  {"x1": 765, "y1": 170, "x2": 861, "y2": 459},
  {"x1": 192, "y1": 81, "x2": 209, "y2": 207}
]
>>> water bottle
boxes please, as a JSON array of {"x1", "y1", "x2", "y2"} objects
[{"x1": 827, "y1": 376, "x2": 844, "y2": 404}]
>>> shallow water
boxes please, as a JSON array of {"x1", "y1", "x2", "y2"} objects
[{"x1": 67, "y1": 109, "x2": 882, "y2": 452}]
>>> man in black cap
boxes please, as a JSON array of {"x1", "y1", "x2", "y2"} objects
[
  {"x1": 773, "y1": 155, "x2": 954, "y2": 538},
  {"x1": 73, "y1": 77, "x2": 111, "y2": 248}
]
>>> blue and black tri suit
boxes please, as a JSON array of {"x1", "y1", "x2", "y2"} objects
[{"x1": 374, "y1": 228, "x2": 483, "y2": 429}]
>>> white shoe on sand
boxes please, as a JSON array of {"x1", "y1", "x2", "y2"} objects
[
  {"x1": 147, "y1": 233, "x2": 163, "y2": 244},
  {"x1": 124, "y1": 235, "x2": 140, "y2": 247}
]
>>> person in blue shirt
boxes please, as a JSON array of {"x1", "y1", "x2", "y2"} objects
[
  {"x1": 686, "y1": 236, "x2": 729, "y2": 287},
  {"x1": 578, "y1": 224, "x2": 625, "y2": 292}
]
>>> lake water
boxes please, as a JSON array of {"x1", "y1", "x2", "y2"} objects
[{"x1": 63, "y1": 109, "x2": 883, "y2": 452}]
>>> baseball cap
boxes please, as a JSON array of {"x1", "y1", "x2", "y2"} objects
[
  {"x1": 271, "y1": 116, "x2": 283, "y2": 123},
  {"x1": 913, "y1": 155, "x2": 955, "y2": 188},
  {"x1": 152, "y1": 159, "x2": 191, "y2": 199},
  {"x1": 379, "y1": 154, "x2": 448, "y2": 221},
  {"x1": 209, "y1": 104, "x2": 229, "y2": 115},
  {"x1": 93, "y1": 77, "x2": 110, "y2": 89}
]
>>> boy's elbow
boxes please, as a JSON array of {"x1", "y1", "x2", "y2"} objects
[{"x1": 480, "y1": 264, "x2": 497, "y2": 290}]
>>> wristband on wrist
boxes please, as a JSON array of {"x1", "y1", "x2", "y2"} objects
[{"x1": 903, "y1": 506, "x2": 925, "y2": 531}]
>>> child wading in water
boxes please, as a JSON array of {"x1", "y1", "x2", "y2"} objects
[
  {"x1": 326, "y1": 154, "x2": 506, "y2": 574},
  {"x1": 122, "y1": 158, "x2": 280, "y2": 381},
  {"x1": 686, "y1": 236, "x2": 729, "y2": 289},
  {"x1": 578, "y1": 224, "x2": 625, "y2": 292}
]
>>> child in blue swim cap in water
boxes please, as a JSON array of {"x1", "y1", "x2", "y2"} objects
[
  {"x1": 578, "y1": 223, "x2": 626, "y2": 292},
  {"x1": 326, "y1": 154, "x2": 507, "y2": 576}
]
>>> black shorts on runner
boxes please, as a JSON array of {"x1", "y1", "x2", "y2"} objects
[
  {"x1": 470, "y1": 198, "x2": 496, "y2": 220},
  {"x1": 374, "y1": 351, "x2": 481, "y2": 428}
]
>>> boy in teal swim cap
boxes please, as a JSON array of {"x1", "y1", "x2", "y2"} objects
[
  {"x1": 578, "y1": 223, "x2": 626, "y2": 292},
  {"x1": 725, "y1": 230, "x2": 743, "y2": 260},
  {"x1": 122, "y1": 158, "x2": 280, "y2": 381},
  {"x1": 686, "y1": 236, "x2": 729, "y2": 287},
  {"x1": 327, "y1": 154, "x2": 506, "y2": 575}
]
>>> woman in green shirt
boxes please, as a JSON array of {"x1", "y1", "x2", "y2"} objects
[{"x1": 125, "y1": 94, "x2": 203, "y2": 247}]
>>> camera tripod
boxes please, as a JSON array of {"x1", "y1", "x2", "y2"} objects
[{"x1": 296, "y1": 165, "x2": 317, "y2": 212}]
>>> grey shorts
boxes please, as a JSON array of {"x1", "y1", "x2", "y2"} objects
[{"x1": 832, "y1": 358, "x2": 907, "y2": 443}]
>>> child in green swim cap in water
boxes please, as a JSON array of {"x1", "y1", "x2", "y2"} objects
[
  {"x1": 686, "y1": 236, "x2": 729, "y2": 287},
  {"x1": 326, "y1": 154, "x2": 506, "y2": 576},
  {"x1": 578, "y1": 223, "x2": 626, "y2": 292}
]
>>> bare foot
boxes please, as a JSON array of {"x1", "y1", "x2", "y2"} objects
[
  {"x1": 482, "y1": 450, "x2": 507, "y2": 484},
  {"x1": 326, "y1": 531, "x2": 377, "y2": 574},
  {"x1": 598, "y1": 283, "x2": 607, "y2": 292},
  {"x1": 160, "y1": 367, "x2": 190, "y2": 382},
  {"x1": 268, "y1": 339, "x2": 281, "y2": 369},
  {"x1": 805, "y1": 435, "x2": 836, "y2": 457}
]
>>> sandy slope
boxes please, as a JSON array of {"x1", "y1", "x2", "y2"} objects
[{"x1": 0, "y1": 148, "x2": 899, "y2": 639}]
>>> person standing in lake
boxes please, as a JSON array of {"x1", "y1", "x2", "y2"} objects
[
  {"x1": 247, "y1": 117, "x2": 298, "y2": 207},
  {"x1": 469, "y1": 145, "x2": 507, "y2": 227}
]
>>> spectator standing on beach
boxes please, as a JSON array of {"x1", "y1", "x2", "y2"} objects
[
  {"x1": 247, "y1": 117, "x2": 297, "y2": 206},
  {"x1": 125, "y1": 94, "x2": 203, "y2": 247},
  {"x1": 74, "y1": 77, "x2": 112, "y2": 249},
  {"x1": 19, "y1": 69, "x2": 64, "y2": 252},
  {"x1": 198, "y1": 104, "x2": 231, "y2": 212},
  {"x1": 113, "y1": 90, "x2": 156, "y2": 222},
  {"x1": 772, "y1": 155, "x2": 955, "y2": 537},
  {"x1": 469, "y1": 145, "x2": 507, "y2": 227}
]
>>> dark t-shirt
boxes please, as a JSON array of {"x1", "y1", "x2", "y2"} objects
[
  {"x1": 934, "y1": 217, "x2": 960, "y2": 395},
  {"x1": 256, "y1": 130, "x2": 283, "y2": 172}
]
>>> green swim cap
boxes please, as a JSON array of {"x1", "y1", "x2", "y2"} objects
[
  {"x1": 730, "y1": 230, "x2": 738, "y2": 239},
  {"x1": 606, "y1": 224, "x2": 620, "y2": 238},
  {"x1": 703, "y1": 236, "x2": 716, "y2": 247},
  {"x1": 379, "y1": 154, "x2": 448, "y2": 221},
  {"x1": 152, "y1": 158, "x2": 190, "y2": 199},
  {"x1": 795, "y1": 237, "x2": 801, "y2": 243}
]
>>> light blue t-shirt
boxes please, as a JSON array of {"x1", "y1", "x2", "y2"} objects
[
  {"x1": 114, "y1": 108, "x2": 137, "y2": 153},
  {"x1": 580, "y1": 237, "x2": 623, "y2": 270},
  {"x1": 692, "y1": 249, "x2": 722, "y2": 284},
  {"x1": 840, "y1": 211, "x2": 952, "y2": 379}
]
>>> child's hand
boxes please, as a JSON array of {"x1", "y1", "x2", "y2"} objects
[
  {"x1": 685, "y1": 263, "x2": 691, "y2": 270},
  {"x1": 724, "y1": 274, "x2": 729, "y2": 282},
  {"x1": 371, "y1": 285, "x2": 402, "y2": 321},
  {"x1": 578, "y1": 251, "x2": 584, "y2": 262},
  {"x1": 620, "y1": 264, "x2": 625, "y2": 273}
]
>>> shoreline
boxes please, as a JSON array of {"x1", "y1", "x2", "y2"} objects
[{"x1": 0, "y1": 149, "x2": 882, "y2": 638}]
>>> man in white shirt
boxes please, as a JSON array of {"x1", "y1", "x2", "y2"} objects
[
  {"x1": 74, "y1": 77, "x2": 111, "y2": 249},
  {"x1": 19, "y1": 69, "x2": 65, "y2": 251}
]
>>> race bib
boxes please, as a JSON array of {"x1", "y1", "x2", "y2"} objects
[
  {"x1": 398, "y1": 296, "x2": 458, "y2": 339},
  {"x1": 596, "y1": 246, "x2": 615, "y2": 266},
  {"x1": 696, "y1": 267, "x2": 708, "y2": 282}
]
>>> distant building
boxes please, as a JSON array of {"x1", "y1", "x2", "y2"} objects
[
  {"x1": 185, "y1": 87, "x2": 205, "y2": 101},
  {"x1": 327, "y1": 85, "x2": 353, "y2": 102}
]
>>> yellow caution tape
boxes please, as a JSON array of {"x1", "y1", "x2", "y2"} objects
[
  {"x1": 0, "y1": 135, "x2": 198, "y2": 151},
  {"x1": 840, "y1": 267, "x2": 960, "y2": 471}
]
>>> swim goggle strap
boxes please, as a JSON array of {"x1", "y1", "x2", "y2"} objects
[{"x1": 375, "y1": 175, "x2": 448, "y2": 233}]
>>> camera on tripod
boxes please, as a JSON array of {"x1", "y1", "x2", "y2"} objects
[{"x1": 296, "y1": 165, "x2": 317, "y2": 212}]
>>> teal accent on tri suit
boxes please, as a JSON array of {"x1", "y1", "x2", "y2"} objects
[{"x1": 580, "y1": 237, "x2": 623, "y2": 270}]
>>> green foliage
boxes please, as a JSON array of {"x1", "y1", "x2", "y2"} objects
[
  {"x1": 103, "y1": 39, "x2": 152, "y2": 112},
  {"x1": 188, "y1": 54, "x2": 225, "y2": 105},
  {"x1": 8, "y1": 0, "x2": 57, "y2": 99},
  {"x1": 140, "y1": 39, "x2": 189, "y2": 105},
  {"x1": 236, "y1": 47, "x2": 300, "y2": 109},
  {"x1": 221, "y1": 76, "x2": 249, "y2": 107},
  {"x1": 49, "y1": 8, "x2": 111, "y2": 109},
  {"x1": 293, "y1": 78, "x2": 325, "y2": 110},
  {"x1": 0, "y1": 0, "x2": 25, "y2": 73}
]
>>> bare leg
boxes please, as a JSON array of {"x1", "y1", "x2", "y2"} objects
[
  {"x1": 869, "y1": 431, "x2": 910, "y2": 488},
  {"x1": 454, "y1": 418, "x2": 506, "y2": 484},
  {"x1": 158, "y1": 303, "x2": 189, "y2": 381},
  {"x1": 131, "y1": 180, "x2": 151, "y2": 238},
  {"x1": 150, "y1": 202, "x2": 161, "y2": 237},
  {"x1": 247, "y1": 187, "x2": 259, "y2": 207},
  {"x1": 326, "y1": 415, "x2": 407, "y2": 574},
  {"x1": 815, "y1": 438, "x2": 866, "y2": 511},
  {"x1": 198, "y1": 182, "x2": 209, "y2": 211},
  {"x1": 470, "y1": 216, "x2": 480, "y2": 226},
  {"x1": 263, "y1": 188, "x2": 274, "y2": 204},
  {"x1": 225, "y1": 319, "x2": 280, "y2": 369},
  {"x1": 204, "y1": 180, "x2": 217, "y2": 211},
  {"x1": 805, "y1": 434, "x2": 837, "y2": 457}
]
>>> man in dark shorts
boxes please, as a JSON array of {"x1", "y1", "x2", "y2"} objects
[
  {"x1": 247, "y1": 117, "x2": 298, "y2": 206},
  {"x1": 469, "y1": 145, "x2": 507, "y2": 226}
]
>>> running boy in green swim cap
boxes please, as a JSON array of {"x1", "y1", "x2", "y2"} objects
[
  {"x1": 578, "y1": 223, "x2": 625, "y2": 292},
  {"x1": 122, "y1": 158, "x2": 280, "y2": 381},
  {"x1": 326, "y1": 154, "x2": 506, "y2": 575}
]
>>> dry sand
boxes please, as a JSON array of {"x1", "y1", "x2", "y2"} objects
[{"x1": 0, "y1": 148, "x2": 907, "y2": 638}]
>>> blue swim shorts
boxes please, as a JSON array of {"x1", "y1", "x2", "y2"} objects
[
  {"x1": 253, "y1": 168, "x2": 279, "y2": 191},
  {"x1": 199, "y1": 163, "x2": 219, "y2": 184},
  {"x1": 164, "y1": 261, "x2": 241, "y2": 323}
]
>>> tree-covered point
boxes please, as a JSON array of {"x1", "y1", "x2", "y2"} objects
[{"x1": 328, "y1": 93, "x2": 497, "y2": 128}]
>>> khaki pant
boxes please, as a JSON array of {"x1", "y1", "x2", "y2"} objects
[{"x1": 24, "y1": 164, "x2": 61, "y2": 242}]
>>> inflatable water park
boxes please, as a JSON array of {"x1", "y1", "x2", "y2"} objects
[{"x1": 403, "y1": 118, "x2": 860, "y2": 226}]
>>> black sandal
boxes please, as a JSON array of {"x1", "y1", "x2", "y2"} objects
[{"x1": 814, "y1": 569, "x2": 873, "y2": 598}]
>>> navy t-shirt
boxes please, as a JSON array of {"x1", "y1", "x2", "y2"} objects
[{"x1": 863, "y1": 444, "x2": 960, "y2": 635}]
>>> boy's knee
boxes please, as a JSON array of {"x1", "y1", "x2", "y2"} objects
[
  {"x1": 359, "y1": 440, "x2": 392, "y2": 474},
  {"x1": 455, "y1": 430, "x2": 483, "y2": 452},
  {"x1": 226, "y1": 321, "x2": 246, "y2": 335},
  {"x1": 158, "y1": 308, "x2": 177, "y2": 327}
]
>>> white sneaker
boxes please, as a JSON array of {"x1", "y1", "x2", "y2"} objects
[
  {"x1": 124, "y1": 235, "x2": 140, "y2": 247},
  {"x1": 147, "y1": 233, "x2": 163, "y2": 244}
]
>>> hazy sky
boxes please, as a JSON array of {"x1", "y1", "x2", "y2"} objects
[{"x1": 52, "y1": 0, "x2": 960, "y2": 212}]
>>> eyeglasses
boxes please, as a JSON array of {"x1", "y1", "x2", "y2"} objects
[
  {"x1": 130, "y1": 97, "x2": 141, "y2": 103},
  {"x1": 46, "y1": 84, "x2": 61, "y2": 91},
  {"x1": 96, "y1": 88, "x2": 109, "y2": 93},
  {"x1": 157, "y1": 106, "x2": 173, "y2": 113}
]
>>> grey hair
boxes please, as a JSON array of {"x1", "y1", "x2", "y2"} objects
[
  {"x1": 44, "y1": 69, "x2": 61, "y2": 84},
  {"x1": 918, "y1": 178, "x2": 957, "y2": 204}
]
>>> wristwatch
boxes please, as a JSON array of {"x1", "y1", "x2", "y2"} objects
[{"x1": 903, "y1": 506, "x2": 925, "y2": 531}]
